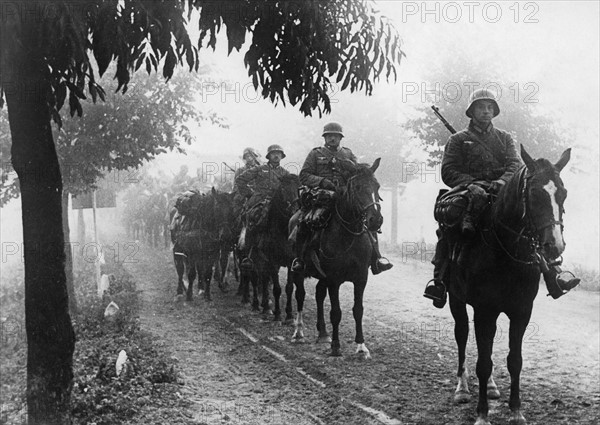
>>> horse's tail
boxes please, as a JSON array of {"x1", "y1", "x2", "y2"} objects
[{"x1": 309, "y1": 250, "x2": 327, "y2": 278}]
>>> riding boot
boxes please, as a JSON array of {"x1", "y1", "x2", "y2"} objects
[
  {"x1": 424, "y1": 228, "x2": 448, "y2": 308},
  {"x1": 538, "y1": 254, "x2": 581, "y2": 299},
  {"x1": 369, "y1": 231, "x2": 393, "y2": 275},
  {"x1": 461, "y1": 199, "x2": 477, "y2": 237}
]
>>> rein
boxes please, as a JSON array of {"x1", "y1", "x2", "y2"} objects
[{"x1": 490, "y1": 168, "x2": 562, "y2": 265}]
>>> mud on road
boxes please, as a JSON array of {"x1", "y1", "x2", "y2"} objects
[{"x1": 125, "y1": 243, "x2": 599, "y2": 425}]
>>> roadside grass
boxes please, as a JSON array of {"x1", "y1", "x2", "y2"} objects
[{"x1": 0, "y1": 253, "x2": 189, "y2": 425}]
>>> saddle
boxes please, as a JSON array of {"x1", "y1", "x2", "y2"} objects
[
  {"x1": 433, "y1": 187, "x2": 470, "y2": 229},
  {"x1": 299, "y1": 187, "x2": 336, "y2": 230},
  {"x1": 244, "y1": 197, "x2": 271, "y2": 232}
]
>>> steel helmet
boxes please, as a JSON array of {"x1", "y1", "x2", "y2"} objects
[
  {"x1": 266, "y1": 144, "x2": 286, "y2": 159},
  {"x1": 466, "y1": 88, "x2": 500, "y2": 118},
  {"x1": 242, "y1": 147, "x2": 260, "y2": 160},
  {"x1": 322, "y1": 122, "x2": 344, "y2": 137}
]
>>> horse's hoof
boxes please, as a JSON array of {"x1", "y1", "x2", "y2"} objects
[
  {"x1": 454, "y1": 390, "x2": 471, "y2": 404},
  {"x1": 251, "y1": 304, "x2": 260, "y2": 312},
  {"x1": 316, "y1": 335, "x2": 331, "y2": 344},
  {"x1": 186, "y1": 296, "x2": 193, "y2": 302},
  {"x1": 509, "y1": 411, "x2": 526, "y2": 425},
  {"x1": 330, "y1": 348, "x2": 342, "y2": 357},
  {"x1": 487, "y1": 388, "x2": 501, "y2": 399},
  {"x1": 474, "y1": 417, "x2": 491, "y2": 425},
  {"x1": 272, "y1": 314, "x2": 281, "y2": 322},
  {"x1": 218, "y1": 283, "x2": 229, "y2": 293},
  {"x1": 283, "y1": 317, "x2": 294, "y2": 326}
]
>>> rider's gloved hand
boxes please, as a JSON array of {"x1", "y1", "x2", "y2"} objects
[
  {"x1": 320, "y1": 179, "x2": 336, "y2": 191},
  {"x1": 467, "y1": 183, "x2": 487, "y2": 196},
  {"x1": 489, "y1": 179, "x2": 506, "y2": 194}
]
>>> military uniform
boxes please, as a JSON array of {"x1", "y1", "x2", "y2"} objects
[
  {"x1": 300, "y1": 146, "x2": 358, "y2": 188},
  {"x1": 442, "y1": 122, "x2": 522, "y2": 188},
  {"x1": 292, "y1": 123, "x2": 392, "y2": 275},
  {"x1": 236, "y1": 162, "x2": 290, "y2": 209}
]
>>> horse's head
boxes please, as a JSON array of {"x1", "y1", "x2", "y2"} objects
[
  {"x1": 342, "y1": 158, "x2": 383, "y2": 232},
  {"x1": 521, "y1": 146, "x2": 571, "y2": 259},
  {"x1": 211, "y1": 187, "x2": 235, "y2": 242},
  {"x1": 274, "y1": 174, "x2": 300, "y2": 217}
]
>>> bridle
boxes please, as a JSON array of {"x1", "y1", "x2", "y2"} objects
[
  {"x1": 335, "y1": 173, "x2": 382, "y2": 235},
  {"x1": 491, "y1": 167, "x2": 564, "y2": 265}
]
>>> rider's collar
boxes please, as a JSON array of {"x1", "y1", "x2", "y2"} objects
[
  {"x1": 325, "y1": 144, "x2": 341, "y2": 152},
  {"x1": 470, "y1": 120, "x2": 493, "y2": 134}
]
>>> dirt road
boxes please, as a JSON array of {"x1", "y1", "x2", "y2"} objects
[{"x1": 125, "y1": 244, "x2": 599, "y2": 425}]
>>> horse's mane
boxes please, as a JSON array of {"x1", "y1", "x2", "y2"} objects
[
  {"x1": 280, "y1": 173, "x2": 299, "y2": 184},
  {"x1": 491, "y1": 158, "x2": 559, "y2": 226}
]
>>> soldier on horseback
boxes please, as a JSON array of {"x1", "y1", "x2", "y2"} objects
[
  {"x1": 235, "y1": 144, "x2": 290, "y2": 267},
  {"x1": 425, "y1": 88, "x2": 580, "y2": 308},
  {"x1": 291, "y1": 122, "x2": 393, "y2": 275},
  {"x1": 232, "y1": 147, "x2": 261, "y2": 218}
]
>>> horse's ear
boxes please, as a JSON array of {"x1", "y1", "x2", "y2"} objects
[
  {"x1": 211, "y1": 187, "x2": 216, "y2": 195},
  {"x1": 520, "y1": 145, "x2": 536, "y2": 171},
  {"x1": 555, "y1": 148, "x2": 571, "y2": 172},
  {"x1": 370, "y1": 158, "x2": 381, "y2": 173}
]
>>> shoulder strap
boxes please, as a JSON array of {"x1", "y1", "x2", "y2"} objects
[{"x1": 464, "y1": 129, "x2": 502, "y2": 162}]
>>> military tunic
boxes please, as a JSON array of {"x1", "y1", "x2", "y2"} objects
[
  {"x1": 441, "y1": 122, "x2": 522, "y2": 188},
  {"x1": 236, "y1": 163, "x2": 290, "y2": 208},
  {"x1": 299, "y1": 146, "x2": 358, "y2": 188}
]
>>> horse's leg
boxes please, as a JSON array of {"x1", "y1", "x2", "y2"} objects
[
  {"x1": 487, "y1": 365, "x2": 501, "y2": 400},
  {"x1": 240, "y1": 269, "x2": 250, "y2": 304},
  {"x1": 284, "y1": 268, "x2": 294, "y2": 324},
  {"x1": 202, "y1": 253, "x2": 213, "y2": 302},
  {"x1": 272, "y1": 267, "x2": 282, "y2": 321},
  {"x1": 251, "y1": 270, "x2": 260, "y2": 311},
  {"x1": 352, "y1": 280, "x2": 370, "y2": 359},
  {"x1": 449, "y1": 293, "x2": 471, "y2": 403},
  {"x1": 327, "y1": 283, "x2": 342, "y2": 357},
  {"x1": 506, "y1": 312, "x2": 531, "y2": 425},
  {"x1": 473, "y1": 308, "x2": 500, "y2": 425},
  {"x1": 261, "y1": 268, "x2": 272, "y2": 315},
  {"x1": 291, "y1": 272, "x2": 306, "y2": 341},
  {"x1": 174, "y1": 252, "x2": 185, "y2": 295},
  {"x1": 186, "y1": 255, "x2": 197, "y2": 301},
  {"x1": 218, "y1": 248, "x2": 230, "y2": 292},
  {"x1": 315, "y1": 280, "x2": 330, "y2": 343}
]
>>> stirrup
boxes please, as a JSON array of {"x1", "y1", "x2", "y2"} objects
[
  {"x1": 240, "y1": 257, "x2": 254, "y2": 272},
  {"x1": 546, "y1": 271, "x2": 581, "y2": 299},
  {"x1": 372, "y1": 257, "x2": 393, "y2": 275},
  {"x1": 291, "y1": 258, "x2": 305, "y2": 272},
  {"x1": 424, "y1": 279, "x2": 447, "y2": 308}
]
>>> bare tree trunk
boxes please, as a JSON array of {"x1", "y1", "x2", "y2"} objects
[
  {"x1": 62, "y1": 191, "x2": 78, "y2": 315},
  {"x1": 4, "y1": 50, "x2": 75, "y2": 425}
]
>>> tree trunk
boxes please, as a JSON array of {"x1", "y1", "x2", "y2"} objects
[
  {"x1": 62, "y1": 192, "x2": 78, "y2": 315},
  {"x1": 4, "y1": 53, "x2": 75, "y2": 424}
]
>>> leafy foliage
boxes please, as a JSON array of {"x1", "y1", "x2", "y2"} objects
[
  {"x1": 0, "y1": 67, "x2": 224, "y2": 204},
  {"x1": 1, "y1": 0, "x2": 403, "y2": 119}
]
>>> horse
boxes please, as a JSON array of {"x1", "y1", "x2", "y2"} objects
[
  {"x1": 445, "y1": 146, "x2": 572, "y2": 425},
  {"x1": 239, "y1": 174, "x2": 300, "y2": 319},
  {"x1": 171, "y1": 188, "x2": 234, "y2": 301},
  {"x1": 289, "y1": 159, "x2": 383, "y2": 358}
]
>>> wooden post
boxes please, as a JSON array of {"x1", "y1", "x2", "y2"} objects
[
  {"x1": 92, "y1": 190, "x2": 102, "y2": 289},
  {"x1": 391, "y1": 184, "x2": 398, "y2": 246}
]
